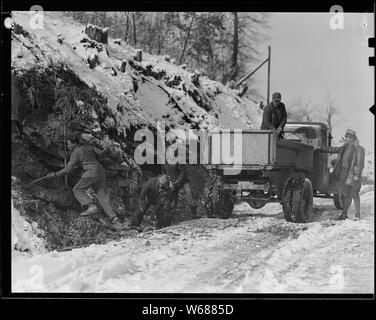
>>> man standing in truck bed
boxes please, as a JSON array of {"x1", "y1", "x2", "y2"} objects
[{"x1": 260, "y1": 92, "x2": 287, "y2": 138}]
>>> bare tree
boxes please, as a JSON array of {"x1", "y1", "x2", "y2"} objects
[
  {"x1": 230, "y1": 12, "x2": 239, "y2": 81},
  {"x1": 179, "y1": 13, "x2": 196, "y2": 64},
  {"x1": 321, "y1": 92, "x2": 339, "y2": 131},
  {"x1": 287, "y1": 96, "x2": 317, "y2": 122},
  {"x1": 132, "y1": 12, "x2": 137, "y2": 46},
  {"x1": 125, "y1": 12, "x2": 130, "y2": 42}
]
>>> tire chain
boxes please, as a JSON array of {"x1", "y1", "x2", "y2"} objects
[
  {"x1": 282, "y1": 178, "x2": 298, "y2": 222},
  {"x1": 283, "y1": 178, "x2": 311, "y2": 223},
  {"x1": 291, "y1": 178, "x2": 304, "y2": 223},
  {"x1": 204, "y1": 174, "x2": 218, "y2": 217}
]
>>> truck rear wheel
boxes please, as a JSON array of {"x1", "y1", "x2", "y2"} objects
[
  {"x1": 333, "y1": 193, "x2": 344, "y2": 210},
  {"x1": 204, "y1": 176, "x2": 234, "y2": 219},
  {"x1": 204, "y1": 175, "x2": 218, "y2": 218},
  {"x1": 282, "y1": 178, "x2": 313, "y2": 223}
]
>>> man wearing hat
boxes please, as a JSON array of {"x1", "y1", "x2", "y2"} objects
[
  {"x1": 260, "y1": 92, "x2": 287, "y2": 138},
  {"x1": 347, "y1": 137, "x2": 365, "y2": 220},
  {"x1": 332, "y1": 129, "x2": 358, "y2": 220},
  {"x1": 130, "y1": 174, "x2": 173, "y2": 229},
  {"x1": 29, "y1": 131, "x2": 121, "y2": 227}
]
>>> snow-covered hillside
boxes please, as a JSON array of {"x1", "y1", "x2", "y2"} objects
[{"x1": 12, "y1": 11, "x2": 262, "y2": 133}]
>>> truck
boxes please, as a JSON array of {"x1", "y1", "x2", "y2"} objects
[{"x1": 204, "y1": 122, "x2": 342, "y2": 223}]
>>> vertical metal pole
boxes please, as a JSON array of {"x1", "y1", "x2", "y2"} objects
[
  {"x1": 63, "y1": 122, "x2": 68, "y2": 187},
  {"x1": 267, "y1": 45, "x2": 271, "y2": 104},
  {"x1": 52, "y1": 59, "x2": 68, "y2": 188}
]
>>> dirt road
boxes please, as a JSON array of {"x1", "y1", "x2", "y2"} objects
[{"x1": 12, "y1": 186, "x2": 374, "y2": 293}]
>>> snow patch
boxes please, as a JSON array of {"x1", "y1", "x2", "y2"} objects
[{"x1": 12, "y1": 199, "x2": 47, "y2": 254}]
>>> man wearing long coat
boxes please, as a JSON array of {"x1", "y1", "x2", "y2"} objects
[{"x1": 332, "y1": 129, "x2": 358, "y2": 220}]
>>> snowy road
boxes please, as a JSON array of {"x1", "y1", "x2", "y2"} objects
[{"x1": 12, "y1": 186, "x2": 374, "y2": 293}]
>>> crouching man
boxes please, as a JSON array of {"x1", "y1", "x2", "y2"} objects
[
  {"x1": 163, "y1": 163, "x2": 199, "y2": 219},
  {"x1": 29, "y1": 131, "x2": 121, "y2": 228},
  {"x1": 130, "y1": 174, "x2": 173, "y2": 229}
]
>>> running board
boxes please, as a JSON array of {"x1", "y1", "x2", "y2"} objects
[{"x1": 313, "y1": 194, "x2": 333, "y2": 199}]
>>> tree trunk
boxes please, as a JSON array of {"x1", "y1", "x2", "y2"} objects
[
  {"x1": 230, "y1": 12, "x2": 239, "y2": 81},
  {"x1": 84, "y1": 24, "x2": 108, "y2": 44},
  {"x1": 156, "y1": 13, "x2": 163, "y2": 55},
  {"x1": 209, "y1": 44, "x2": 214, "y2": 79},
  {"x1": 132, "y1": 12, "x2": 137, "y2": 46},
  {"x1": 125, "y1": 12, "x2": 130, "y2": 42},
  {"x1": 327, "y1": 112, "x2": 332, "y2": 131},
  {"x1": 220, "y1": 31, "x2": 226, "y2": 83},
  {"x1": 179, "y1": 13, "x2": 196, "y2": 65},
  {"x1": 135, "y1": 50, "x2": 143, "y2": 62}
]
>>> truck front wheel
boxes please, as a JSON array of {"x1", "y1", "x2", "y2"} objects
[{"x1": 282, "y1": 178, "x2": 314, "y2": 223}]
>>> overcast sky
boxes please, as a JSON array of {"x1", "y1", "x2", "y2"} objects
[{"x1": 253, "y1": 12, "x2": 374, "y2": 151}]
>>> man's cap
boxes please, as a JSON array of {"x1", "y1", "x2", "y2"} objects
[
  {"x1": 272, "y1": 92, "x2": 281, "y2": 100},
  {"x1": 158, "y1": 174, "x2": 170, "y2": 186},
  {"x1": 345, "y1": 129, "x2": 356, "y2": 138}
]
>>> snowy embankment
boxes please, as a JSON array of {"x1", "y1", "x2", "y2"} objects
[
  {"x1": 12, "y1": 11, "x2": 261, "y2": 133},
  {"x1": 12, "y1": 187, "x2": 374, "y2": 293}
]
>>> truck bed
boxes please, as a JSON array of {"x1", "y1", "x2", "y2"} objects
[{"x1": 206, "y1": 129, "x2": 314, "y2": 171}]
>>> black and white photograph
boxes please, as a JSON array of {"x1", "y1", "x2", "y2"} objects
[{"x1": 4, "y1": 5, "x2": 375, "y2": 298}]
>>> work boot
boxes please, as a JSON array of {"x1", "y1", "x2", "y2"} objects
[
  {"x1": 336, "y1": 212, "x2": 348, "y2": 220},
  {"x1": 110, "y1": 216, "x2": 122, "y2": 231},
  {"x1": 80, "y1": 204, "x2": 99, "y2": 216},
  {"x1": 110, "y1": 216, "x2": 120, "y2": 224}
]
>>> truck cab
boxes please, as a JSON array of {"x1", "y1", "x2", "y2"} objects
[
  {"x1": 284, "y1": 122, "x2": 338, "y2": 196},
  {"x1": 284, "y1": 122, "x2": 332, "y2": 149}
]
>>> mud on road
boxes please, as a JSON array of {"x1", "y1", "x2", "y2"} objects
[{"x1": 12, "y1": 187, "x2": 374, "y2": 293}]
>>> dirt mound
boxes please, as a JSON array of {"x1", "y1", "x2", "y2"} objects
[{"x1": 12, "y1": 176, "x2": 127, "y2": 252}]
